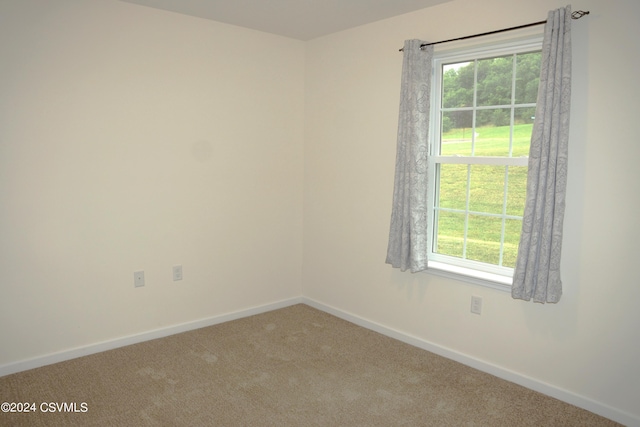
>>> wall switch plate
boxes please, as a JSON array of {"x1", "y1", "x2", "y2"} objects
[
  {"x1": 134, "y1": 271, "x2": 145, "y2": 288},
  {"x1": 471, "y1": 296, "x2": 482, "y2": 315},
  {"x1": 172, "y1": 265, "x2": 183, "y2": 281}
]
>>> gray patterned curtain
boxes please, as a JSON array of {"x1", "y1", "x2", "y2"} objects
[
  {"x1": 386, "y1": 40, "x2": 433, "y2": 273},
  {"x1": 512, "y1": 6, "x2": 572, "y2": 303}
]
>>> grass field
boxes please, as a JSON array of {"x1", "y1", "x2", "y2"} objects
[{"x1": 435, "y1": 123, "x2": 532, "y2": 268}]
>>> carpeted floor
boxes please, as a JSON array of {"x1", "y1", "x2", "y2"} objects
[{"x1": 0, "y1": 304, "x2": 620, "y2": 426}]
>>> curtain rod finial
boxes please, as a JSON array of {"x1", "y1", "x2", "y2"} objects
[{"x1": 571, "y1": 10, "x2": 589, "y2": 19}]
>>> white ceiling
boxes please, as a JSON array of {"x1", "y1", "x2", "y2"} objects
[{"x1": 119, "y1": 0, "x2": 451, "y2": 40}]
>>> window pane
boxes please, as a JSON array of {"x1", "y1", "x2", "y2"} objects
[
  {"x1": 438, "y1": 164, "x2": 468, "y2": 210},
  {"x1": 503, "y1": 219, "x2": 522, "y2": 267},
  {"x1": 474, "y1": 109, "x2": 512, "y2": 156},
  {"x1": 477, "y1": 56, "x2": 513, "y2": 106},
  {"x1": 466, "y1": 214, "x2": 502, "y2": 265},
  {"x1": 515, "y1": 51, "x2": 541, "y2": 104},
  {"x1": 506, "y1": 166, "x2": 527, "y2": 216},
  {"x1": 435, "y1": 211, "x2": 465, "y2": 258},
  {"x1": 513, "y1": 107, "x2": 535, "y2": 157},
  {"x1": 442, "y1": 62, "x2": 474, "y2": 108},
  {"x1": 441, "y1": 110, "x2": 473, "y2": 156},
  {"x1": 469, "y1": 165, "x2": 505, "y2": 215}
]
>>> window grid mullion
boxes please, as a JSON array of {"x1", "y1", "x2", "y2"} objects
[
  {"x1": 463, "y1": 59, "x2": 479, "y2": 261},
  {"x1": 509, "y1": 54, "x2": 517, "y2": 157},
  {"x1": 499, "y1": 166, "x2": 509, "y2": 267},
  {"x1": 471, "y1": 60, "x2": 478, "y2": 156},
  {"x1": 436, "y1": 206, "x2": 523, "y2": 221},
  {"x1": 462, "y1": 164, "x2": 471, "y2": 259},
  {"x1": 498, "y1": 54, "x2": 518, "y2": 266},
  {"x1": 441, "y1": 102, "x2": 536, "y2": 112}
]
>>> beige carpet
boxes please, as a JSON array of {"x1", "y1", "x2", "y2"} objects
[{"x1": 0, "y1": 304, "x2": 620, "y2": 426}]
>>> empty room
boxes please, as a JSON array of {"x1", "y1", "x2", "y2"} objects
[{"x1": 1, "y1": 0, "x2": 639, "y2": 425}]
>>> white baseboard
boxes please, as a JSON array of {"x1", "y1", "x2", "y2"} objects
[
  {"x1": 0, "y1": 297, "x2": 303, "y2": 378},
  {"x1": 301, "y1": 297, "x2": 639, "y2": 427}
]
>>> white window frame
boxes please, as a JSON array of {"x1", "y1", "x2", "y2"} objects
[{"x1": 426, "y1": 36, "x2": 543, "y2": 291}]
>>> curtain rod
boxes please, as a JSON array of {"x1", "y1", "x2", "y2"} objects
[{"x1": 399, "y1": 10, "x2": 589, "y2": 51}]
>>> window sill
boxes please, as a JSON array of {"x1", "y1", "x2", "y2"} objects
[{"x1": 424, "y1": 261, "x2": 512, "y2": 292}]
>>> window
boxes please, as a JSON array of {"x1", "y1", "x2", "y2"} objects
[{"x1": 428, "y1": 38, "x2": 542, "y2": 287}]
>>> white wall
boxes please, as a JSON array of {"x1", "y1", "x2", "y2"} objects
[
  {"x1": 0, "y1": 0, "x2": 304, "y2": 364},
  {"x1": 303, "y1": 0, "x2": 640, "y2": 424},
  {"x1": 2, "y1": 0, "x2": 639, "y2": 424}
]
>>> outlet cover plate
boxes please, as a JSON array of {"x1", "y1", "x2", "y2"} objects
[
  {"x1": 134, "y1": 271, "x2": 145, "y2": 287},
  {"x1": 471, "y1": 296, "x2": 482, "y2": 315},
  {"x1": 173, "y1": 265, "x2": 183, "y2": 281}
]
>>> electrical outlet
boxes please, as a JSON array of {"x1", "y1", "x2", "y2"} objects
[
  {"x1": 470, "y1": 296, "x2": 482, "y2": 315},
  {"x1": 134, "y1": 271, "x2": 145, "y2": 288},
  {"x1": 172, "y1": 265, "x2": 183, "y2": 281}
]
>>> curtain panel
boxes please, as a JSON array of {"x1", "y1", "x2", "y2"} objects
[
  {"x1": 512, "y1": 5, "x2": 572, "y2": 303},
  {"x1": 386, "y1": 40, "x2": 433, "y2": 273}
]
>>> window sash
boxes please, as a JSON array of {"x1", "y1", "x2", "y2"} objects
[
  {"x1": 430, "y1": 161, "x2": 522, "y2": 278},
  {"x1": 428, "y1": 37, "x2": 542, "y2": 282}
]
